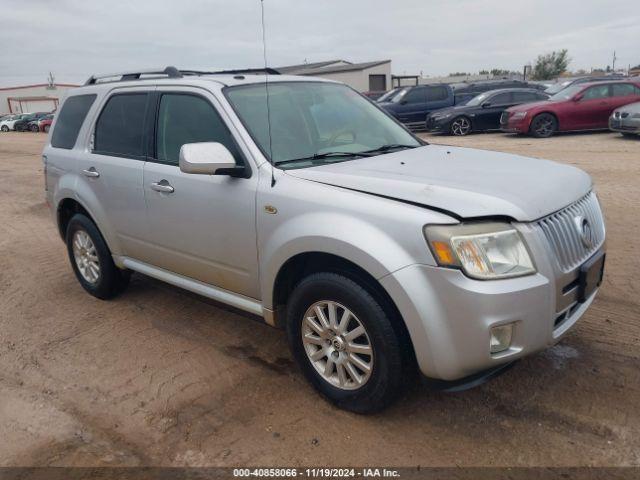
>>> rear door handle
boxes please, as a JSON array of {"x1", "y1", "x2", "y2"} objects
[
  {"x1": 150, "y1": 180, "x2": 175, "y2": 193},
  {"x1": 82, "y1": 167, "x2": 100, "y2": 178}
]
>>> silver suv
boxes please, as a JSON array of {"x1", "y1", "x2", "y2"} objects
[{"x1": 43, "y1": 67, "x2": 606, "y2": 412}]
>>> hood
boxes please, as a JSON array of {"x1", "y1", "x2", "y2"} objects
[
  {"x1": 285, "y1": 145, "x2": 591, "y2": 221},
  {"x1": 429, "y1": 105, "x2": 469, "y2": 116}
]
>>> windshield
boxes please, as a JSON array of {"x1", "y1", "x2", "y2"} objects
[
  {"x1": 549, "y1": 85, "x2": 583, "y2": 101},
  {"x1": 377, "y1": 88, "x2": 401, "y2": 103},
  {"x1": 545, "y1": 80, "x2": 573, "y2": 95},
  {"x1": 225, "y1": 82, "x2": 420, "y2": 169},
  {"x1": 465, "y1": 91, "x2": 493, "y2": 107}
]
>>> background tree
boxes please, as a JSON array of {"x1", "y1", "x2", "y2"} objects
[{"x1": 531, "y1": 50, "x2": 570, "y2": 80}]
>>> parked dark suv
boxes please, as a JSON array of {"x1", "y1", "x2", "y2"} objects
[
  {"x1": 426, "y1": 88, "x2": 549, "y2": 135},
  {"x1": 377, "y1": 84, "x2": 455, "y2": 129}
]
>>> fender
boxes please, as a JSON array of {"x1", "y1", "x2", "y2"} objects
[
  {"x1": 53, "y1": 172, "x2": 123, "y2": 256},
  {"x1": 260, "y1": 211, "x2": 419, "y2": 311}
]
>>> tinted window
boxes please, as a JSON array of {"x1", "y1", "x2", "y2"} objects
[
  {"x1": 583, "y1": 85, "x2": 610, "y2": 100},
  {"x1": 426, "y1": 86, "x2": 448, "y2": 101},
  {"x1": 612, "y1": 84, "x2": 637, "y2": 97},
  {"x1": 513, "y1": 91, "x2": 541, "y2": 102},
  {"x1": 94, "y1": 93, "x2": 148, "y2": 157},
  {"x1": 488, "y1": 93, "x2": 512, "y2": 105},
  {"x1": 51, "y1": 94, "x2": 96, "y2": 149},
  {"x1": 403, "y1": 87, "x2": 426, "y2": 104},
  {"x1": 156, "y1": 93, "x2": 241, "y2": 165}
]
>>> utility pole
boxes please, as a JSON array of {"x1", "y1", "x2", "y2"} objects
[{"x1": 612, "y1": 51, "x2": 617, "y2": 72}]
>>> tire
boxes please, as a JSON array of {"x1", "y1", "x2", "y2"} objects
[
  {"x1": 621, "y1": 133, "x2": 637, "y2": 138},
  {"x1": 450, "y1": 116, "x2": 472, "y2": 136},
  {"x1": 65, "y1": 213, "x2": 130, "y2": 300},
  {"x1": 286, "y1": 272, "x2": 404, "y2": 413},
  {"x1": 43, "y1": 125, "x2": 50, "y2": 133},
  {"x1": 30, "y1": 124, "x2": 39, "y2": 132},
  {"x1": 529, "y1": 113, "x2": 557, "y2": 138},
  {"x1": 0, "y1": 125, "x2": 8, "y2": 132}
]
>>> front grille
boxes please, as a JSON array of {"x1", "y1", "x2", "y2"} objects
[{"x1": 537, "y1": 192, "x2": 605, "y2": 272}]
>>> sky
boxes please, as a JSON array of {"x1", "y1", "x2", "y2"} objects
[{"x1": 1, "y1": 0, "x2": 639, "y2": 86}]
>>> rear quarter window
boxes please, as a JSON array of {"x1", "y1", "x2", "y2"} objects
[
  {"x1": 50, "y1": 94, "x2": 97, "y2": 149},
  {"x1": 94, "y1": 93, "x2": 148, "y2": 158}
]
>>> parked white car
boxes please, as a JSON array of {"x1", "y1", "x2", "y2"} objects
[{"x1": 0, "y1": 114, "x2": 27, "y2": 132}]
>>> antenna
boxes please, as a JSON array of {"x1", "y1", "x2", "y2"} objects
[{"x1": 260, "y1": 0, "x2": 276, "y2": 187}]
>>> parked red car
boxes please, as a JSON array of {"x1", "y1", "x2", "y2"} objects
[
  {"x1": 501, "y1": 80, "x2": 640, "y2": 137},
  {"x1": 39, "y1": 116, "x2": 54, "y2": 133}
]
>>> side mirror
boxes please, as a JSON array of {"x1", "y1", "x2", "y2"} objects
[
  {"x1": 400, "y1": 100, "x2": 408, "y2": 105},
  {"x1": 573, "y1": 94, "x2": 583, "y2": 102},
  {"x1": 179, "y1": 142, "x2": 238, "y2": 176},
  {"x1": 481, "y1": 102, "x2": 492, "y2": 108}
]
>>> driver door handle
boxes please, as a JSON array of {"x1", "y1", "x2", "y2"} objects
[
  {"x1": 150, "y1": 180, "x2": 175, "y2": 193},
  {"x1": 82, "y1": 167, "x2": 100, "y2": 178}
]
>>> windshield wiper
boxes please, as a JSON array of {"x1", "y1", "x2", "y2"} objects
[
  {"x1": 274, "y1": 151, "x2": 372, "y2": 166},
  {"x1": 360, "y1": 144, "x2": 420, "y2": 155}
]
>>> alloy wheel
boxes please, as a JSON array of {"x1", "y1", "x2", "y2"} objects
[
  {"x1": 301, "y1": 300, "x2": 373, "y2": 390},
  {"x1": 451, "y1": 117, "x2": 471, "y2": 136},
  {"x1": 534, "y1": 118, "x2": 555, "y2": 137},
  {"x1": 72, "y1": 230, "x2": 101, "y2": 284}
]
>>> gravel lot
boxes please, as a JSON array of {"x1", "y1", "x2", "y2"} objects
[{"x1": 1, "y1": 130, "x2": 639, "y2": 467}]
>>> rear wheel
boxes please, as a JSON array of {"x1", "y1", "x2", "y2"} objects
[
  {"x1": 30, "y1": 124, "x2": 39, "y2": 132},
  {"x1": 43, "y1": 125, "x2": 50, "y2": 133},
  {"x1": 65, "y1": 213, "x2": 130, "y2": 299},
  {"x1": 530, "y1": 113, "x2": 557, "y2": 138},
  {"x1": 0, "y1": 125, "x2": 8, "y2": 132},
  {"x1": 450, "y1": 116, "x2": 472, "y2": 136},
  {"x1": 286, "y1": 272, "x2": 404, "y2": 413}
]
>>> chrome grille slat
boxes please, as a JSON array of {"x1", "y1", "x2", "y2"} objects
[{"x1": 536, "y1": 192, "x2": 605, "y2": 272}]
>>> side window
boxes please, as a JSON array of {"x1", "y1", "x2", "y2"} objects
[
  {"x1": 51, "y1": 94, "x2": 96, "y2": 149},
  {"x1": 156, "y1": 93, "x2": 242, "y2": 165},
  {"x1": 513, "y1": 91, "x2": 539, "y2": 102},
  {"x1": 426, "y1": 86, "x2": 448, "y2": 101},
  {"x1": 612, "y1": 84, "x2": 636, "y2": 97},
  {"x1": 583, "y1": 85, "x2": 609, "y2": 100},
  {"x1": 94, "y1": 93, "x2": 148, "y2": 157},
  {"x1": 488, "y1": 92, "x2": 512, "y2": 105},
  {"x1": 403, "y1": 87, "x2": 426, "y2": 104}
]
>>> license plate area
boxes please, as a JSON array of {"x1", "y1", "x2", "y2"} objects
[{"x1": 577, "y1": 251, "x2": 605, "y2": 303}]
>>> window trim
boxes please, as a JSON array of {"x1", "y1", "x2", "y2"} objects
[
  {"x1": 91, "y1": 91, "x2": 151, "y2": 161},
  {"x1": 146, "y1": 90, "x2": 251, "y2": 178}
]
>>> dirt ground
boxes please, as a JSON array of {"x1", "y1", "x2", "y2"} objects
[{"x1": 1, "y1": 130, "x2": 639, "y2": 467}]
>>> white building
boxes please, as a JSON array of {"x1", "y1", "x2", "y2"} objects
[
  {"x1": 0, "y1": 82, "x2": 79, "y2": 115},
  {"x1": 275, "y1": 59, "x2": 392, "y2": 92}
]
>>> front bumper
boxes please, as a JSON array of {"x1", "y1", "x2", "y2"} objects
[
  {"x1": 425, "y1": 115, "x2": 453, "y2": 132},
  {"x1": 609, "y1": 117, "x2": 640, "y2": 134},
  {"x1": 380, "y1": 226, "x2": 604, "y2": 381},
  {"x1": 500, "y1": 112, "x2": 530, "y2": 133}
]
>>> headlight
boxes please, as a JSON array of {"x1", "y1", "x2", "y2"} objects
[
  {"x1": 424, "y1": 223, "x2": 536, "y2": 279},
  {"x1": 511, "y1": 111, "x2": 527, "y2": 120},
  {"x1": 432, "y1": 113, "x2": 451, "y2": 120}
]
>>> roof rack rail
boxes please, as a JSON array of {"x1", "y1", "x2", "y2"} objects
[
  {"x1": 84, "y1": 66, "x2": 183, "y2": 85},
  {"x1": 209, "y1": 67, "x2": 281, "y2": 76}
]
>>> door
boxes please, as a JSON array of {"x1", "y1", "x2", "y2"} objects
[
  {"x1": 82, "y1": 91, "x2": 150, "y2": 258},
  {"x1": 474, "y1": 91, "x2": 513, "y2": 131},
  {"x1": 424, "y1": 85, "x2": 452, "y2": 113},
  {"x1": 567, "y1": 85, "x2": 611, "y2": 130},
  {"x1": 141, "y1": 89, "x2": 259, "y2": 298},
  {"x1": 395, "y1": 86, "x2": 427, "y2": 123}
]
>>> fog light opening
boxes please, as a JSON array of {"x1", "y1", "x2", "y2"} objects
[{"x1": 490, "y1": 324, "x2": 514, "y2": 354}]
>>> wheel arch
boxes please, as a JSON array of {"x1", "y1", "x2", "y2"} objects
[{"x1": 270, "y1": 251, "x2": 417, "y2": 367}]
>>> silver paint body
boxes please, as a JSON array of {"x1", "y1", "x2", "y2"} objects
[{"x1": 44, "y1": 74, "x2": 606, "y2": 381}]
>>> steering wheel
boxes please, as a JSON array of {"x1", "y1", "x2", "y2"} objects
[{"x1": 328, "y1": 128, "x2": 356, "y2": 147}]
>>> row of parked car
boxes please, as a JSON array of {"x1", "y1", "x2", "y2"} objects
[
  {"x1": 377, "y1": 76, "x2": 640, "y2": 138},
  {"x1": 0, "y1": 112, "x2": 55, "y2": 133}
]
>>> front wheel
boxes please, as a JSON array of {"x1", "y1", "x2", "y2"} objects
[
  {"x1": 286, "y1": 272, "x2": 404, "y2": 413},
  {"x1": 450, "y1": 116, "x2": 472, "y2": 136},
  {"x1": 43, "y1": 125, "x2": 50, "y2": 133},
  {"x1": 530, "y1": 113, "x2": 557, "y2": 138},
  {"x1": 66, "y1": 213, "x2": 130, "y2": 299}
]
